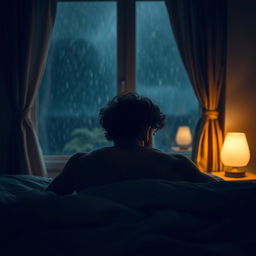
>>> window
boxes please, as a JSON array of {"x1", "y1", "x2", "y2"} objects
[
  {"x1": 38, "y1": 1, "x2": 199, "y2": 165},
  {"x1": 136, "y1": 2, "x2": 198, "y2": 152},
  {"x1": 38, "y1": 2, "x2": 116, "y2": 155}
]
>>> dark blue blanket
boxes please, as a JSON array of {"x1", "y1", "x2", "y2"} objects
[{"x1": 0, "y1": 175, "x2": 255, "y2": 256}]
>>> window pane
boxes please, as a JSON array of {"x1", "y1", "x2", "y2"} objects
[
  {"x1": 136, "y1": 2, "x2": 199, "y2": 153},
  {"x1": 38, "y1": 2, "x2": 117, "y2": 155}
]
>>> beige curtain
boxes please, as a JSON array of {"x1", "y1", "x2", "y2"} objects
[
  {"x1": 0, "y1": 0, "x2": 57, "y2": 175},
  {"x1": 165, "y1": 0, "x2": 227, "y2": 172}
]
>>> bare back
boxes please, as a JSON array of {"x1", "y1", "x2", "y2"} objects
[
  {"x1": 47, "y1": 146, "x2": 215, "y2": 195},
  {"x1": 76, "y1": 147, "x2": 186, "y2": 187}
]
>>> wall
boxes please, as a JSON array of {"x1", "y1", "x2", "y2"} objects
[{"x1": 225, "y1": 0, "x2": 256, "y2": 172}]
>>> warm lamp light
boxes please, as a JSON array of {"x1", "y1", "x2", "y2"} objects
[
  {"x1": 221, "y1": 132, "x2": 250, "y2": 178},
  {"x1": 175, "y1": 126, "x2": 192, "y2": 149}
]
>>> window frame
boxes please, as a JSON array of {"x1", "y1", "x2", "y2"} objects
[{"x1": 35, "y1": 0, "x2": 175, "y2": 175}]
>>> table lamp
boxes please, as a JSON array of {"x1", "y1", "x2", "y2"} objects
[
  {"x1": 175, "y1": 126, "x2": 192, "y2": 150},
  {"x1": 221, "y1": 132, "x2": 250, "y2": 178}
]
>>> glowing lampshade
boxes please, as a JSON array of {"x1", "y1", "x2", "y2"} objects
[
  {"x1": 221, "y1": 132, "x2": 250, "y2": 178},
  {"x1": 221, "y1": 133, "x2": 250, "y2": 166},
  {"x1": 175, "y1": 126, "x2": 192, "y2": 147}
]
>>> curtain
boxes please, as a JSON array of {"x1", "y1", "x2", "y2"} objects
[
  {"x1": 165, "y1": 0, "x2": 227, "y2": 172},
  {"x1": 0, "y1": 0, "x2": 57, "y2": 175}
]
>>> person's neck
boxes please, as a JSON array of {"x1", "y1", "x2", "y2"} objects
[{"x1": 114, "y1": 140, "x2": 144, "y2": 148}]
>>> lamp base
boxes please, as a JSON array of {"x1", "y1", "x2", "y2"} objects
[
  {"x1": 225, "y1": 168, "x2": 245, "y2": 178},
  {"x1": 171, "y1": 146, "x2": 192, "y2": 152}
]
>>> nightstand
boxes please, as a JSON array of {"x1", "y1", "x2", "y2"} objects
[{"x1": 211, "y1": 171, "x2": 256, "y2": 181}]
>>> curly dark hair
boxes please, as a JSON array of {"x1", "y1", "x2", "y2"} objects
[{"x1": 99, "y1": 93, "x2": 165, "y2": 142}]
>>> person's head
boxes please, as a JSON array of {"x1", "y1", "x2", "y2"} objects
[{"x1": 99, "y1": 93, "x2": 165, "y2": 147}]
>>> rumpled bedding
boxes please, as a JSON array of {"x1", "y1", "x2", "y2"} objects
[
  {"x1": 0, "y1": 174, "x2": 51, "y2": 204},
  {"x1": 0, "y1": 175, "x2": 256, "y2": 256}
]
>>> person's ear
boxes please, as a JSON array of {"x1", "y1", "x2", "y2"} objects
[{"x1": 145, "y1": 127, "x2": 153, "y2": 148}]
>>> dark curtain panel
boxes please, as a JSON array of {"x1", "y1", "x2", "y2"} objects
[
  {"x1": 165, "y1": 0, "x2": 227, "y2": 172},
  {"x1": 0, "y1": 0, "x2": 57, "y2": 175}
]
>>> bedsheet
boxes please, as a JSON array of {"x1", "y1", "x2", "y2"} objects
[{"x1": 1, "y1": 176, "x2": 256, "y2": 256}]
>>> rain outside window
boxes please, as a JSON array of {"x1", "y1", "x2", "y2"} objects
[
  {"x1": 38, "y1": 2, "x2": 116, "y2": 155},
  {"x1": 136, "y1": 2, "x2": 198, "y2": 153},
  {"x1": 38, "y1": 1, "x2": 198, "y2": 155}
]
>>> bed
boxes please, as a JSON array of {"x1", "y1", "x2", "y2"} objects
[{"x1": 0, "y1": 174, "x2": 256, "y2": 256}]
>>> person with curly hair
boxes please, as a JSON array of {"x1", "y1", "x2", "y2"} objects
[{"x1": 47, "y1": 93, "x2": 215, "y2": 195}]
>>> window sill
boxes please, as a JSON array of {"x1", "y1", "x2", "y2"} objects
[{"x1": 45, "y1": 155, "x2": 69, "y2": 177}]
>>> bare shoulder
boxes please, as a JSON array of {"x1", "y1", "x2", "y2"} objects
[
  {"x1": 165, "y1": 153, "x2": 200, "y2": 170},
  {"x1": 148, "y1": 150, "x2": 215, "y2": 182},
  {"x1": 170, "y1": 153, "x2": 216, "y2": 182},
  {"x1": 77, "y1": 147, "x2": 112, "y2": 166},
  {"x1": 85, "y1": 147, "x2": 111, "y2": 159},
  {"x1": 145, "y1": 148, "x2": 188, "y2": 163},
  {"x1": 170, "y1": 153, "x2": 195, "y2": 164}
]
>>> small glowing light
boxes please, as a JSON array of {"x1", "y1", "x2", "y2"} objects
[
  {"x1": 175, "y1": 126, "x2": 192, "y2": 147},
  {"x1": 221, "y1": 132, "x2": 250, "y2": 167}
]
